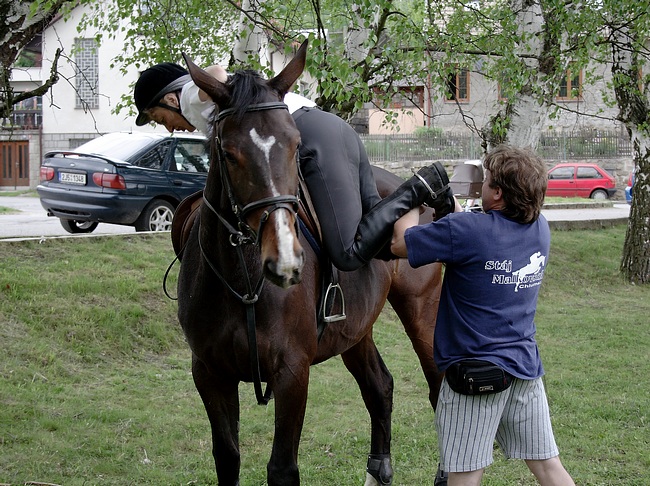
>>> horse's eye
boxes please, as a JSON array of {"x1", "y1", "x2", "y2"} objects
[{"x1": 223, "y1": 151, "x2": 237, "y2": 165}]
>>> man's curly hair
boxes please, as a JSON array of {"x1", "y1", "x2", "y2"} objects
[{"x1": 483, "y1": 145, "x2": 547, "y2": 224}]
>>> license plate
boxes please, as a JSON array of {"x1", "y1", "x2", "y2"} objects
[{"x1": 59, "y1": 172, "x2": 86, "y2": 185}]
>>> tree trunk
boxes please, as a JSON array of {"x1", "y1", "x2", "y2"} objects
[
  {"x1": 482, "y1": 0, "x2": 560, "y2": 152},
  {"x1": 231, "y1": 0, "x2": 265, "y2": 67},
  {"x1": 611, "y1": 25, "x2": 650, "y2": 283}
]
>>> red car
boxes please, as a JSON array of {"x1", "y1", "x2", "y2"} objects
[{"x1": 546, "y1": 163, "x2": 617, "y2": 199}]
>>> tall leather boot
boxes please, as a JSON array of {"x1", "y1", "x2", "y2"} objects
[{"x1": 352, "y1": 162, "x2": 454, "y2": 263}]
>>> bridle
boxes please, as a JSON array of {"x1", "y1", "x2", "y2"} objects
[
  {"x1": 207, "y1": 101, "x2": 299, "y2": 246},
  {"x1": 199, "y1": 101, "x2": 300, "y2": 405}
]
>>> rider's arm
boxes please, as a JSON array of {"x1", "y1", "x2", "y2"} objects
[{"x1": 197, "y1": 65, "x2": 228, "y2": 102}]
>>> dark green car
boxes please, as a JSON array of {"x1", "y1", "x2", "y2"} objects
[{"x1": 37, "y1": 132, "x2": 209, "y2": 233}]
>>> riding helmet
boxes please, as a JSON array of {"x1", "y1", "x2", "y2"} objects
[{"x1": 134, "y1": 62, "x2": 191, "y2": 126}]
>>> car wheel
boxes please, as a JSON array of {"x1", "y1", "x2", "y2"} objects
[
  {"x1": 135, "y1": 199, "x2": 175, "y2": 232},
  {"x1": 60, "y1": 219, "x2": 99, "y2": 234},
  {"x1": 590, "y1": 189, "x2": 609, "y2": 200}
]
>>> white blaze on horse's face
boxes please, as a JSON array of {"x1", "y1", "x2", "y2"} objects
[
  {"x1": 250, "y1": 128, "x2": 276, "y2": 163},
  {"x1": 249, "y1": 127, "x2": 302, "y2": 283}
]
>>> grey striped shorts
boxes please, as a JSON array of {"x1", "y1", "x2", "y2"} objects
[{"x1": 435, "y1": 376, "x2": 560, "y2": 472}]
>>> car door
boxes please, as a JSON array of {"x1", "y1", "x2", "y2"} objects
[
  {"x1": 165, "y1": 138, "x2": 210, "y2": 199},
  {"x1": 547, "y1": 165, "x2": 576, "y2": 197},
  {"x1": 575, "y1": 165, "x2": 602, "y2": 197},
  {"x1": 122, "y1": 140, "x2": 176, "y2": 201}
]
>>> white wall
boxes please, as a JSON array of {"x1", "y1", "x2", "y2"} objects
[{"x1": 41, "y1": 3, "x2": 162, "y2": 141}]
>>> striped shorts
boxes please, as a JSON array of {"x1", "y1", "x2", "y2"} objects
[{"x1": 435, "y1": 376, "x2": 560, "y2": 472}]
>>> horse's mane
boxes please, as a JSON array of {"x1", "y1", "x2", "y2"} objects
[{"x1": 226, "y1": 70, "x2": 277, "y2": 121}]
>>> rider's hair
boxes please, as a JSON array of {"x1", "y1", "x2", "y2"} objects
[{"x1": 483, "y1": 145, "x2": 547, "y2": 224}]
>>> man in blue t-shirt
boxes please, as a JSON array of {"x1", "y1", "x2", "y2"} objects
[{"x1": 391, "y1": 145, "x2": 575, "y2": 486}]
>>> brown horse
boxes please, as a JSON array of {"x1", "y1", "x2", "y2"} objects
[{"x1": 176, "y1": 40, "x2": 443, "y2": 485}]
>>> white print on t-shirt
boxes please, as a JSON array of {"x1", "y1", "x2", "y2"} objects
[{"x1": 487, "y1": 251, "x2": 547, "y2": 292}]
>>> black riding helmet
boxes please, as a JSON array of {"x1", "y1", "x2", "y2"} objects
[{"x1": 134, "y1": 62, "x2": 191, "y2": 126}]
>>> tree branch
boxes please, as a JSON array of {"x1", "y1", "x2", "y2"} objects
[{"x1": 13, "y1": 48, "x2": 63, "y2": 104}]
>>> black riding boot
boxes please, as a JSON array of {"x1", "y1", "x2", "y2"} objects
[{"x1": 352, "y1": 162, "x2": 454, "y2": 263}]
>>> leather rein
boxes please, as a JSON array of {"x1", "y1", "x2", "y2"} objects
[{"x1": 199, "y1": 101, "x2": 299, "y2": 405}]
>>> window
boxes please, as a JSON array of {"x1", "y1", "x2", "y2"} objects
[
  {"x1": 75, "y1": 38, "x2": 99, "y2": 109},
  {"x1": 557, "y1": 68, "x2": 582, "y2": 101},
  {"x1": 136, "y1": 143, "x2": 171, "y2": 170},
  {"x1": 9, "y1": 95, "x2": 42, "y2": 129},
  {"x1": 576, "y1": 166, "x2": 600, "y2": 179},
  {"x1": 173, "y1": 140, "x2": 210, "y2": 172},
  {"x1": 446, "y1": 69, "x2": 470, "y2": 102},
  {"x1": 389, "y1": 87, "x2": 424, "y2": 109},
  {"x1": 548, "y1": 166, "x2": 574, "y2": 180}
]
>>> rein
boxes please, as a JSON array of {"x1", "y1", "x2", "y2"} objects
[{"x1": 199, "y1": 101, "x2": 298, "y2": 405}]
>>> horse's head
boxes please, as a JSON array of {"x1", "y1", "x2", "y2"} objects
[{"x1": 183, "y1": 42, "x2": 308, "y2": 288}]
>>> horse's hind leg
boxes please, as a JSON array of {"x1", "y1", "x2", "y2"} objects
[
  {"x1": 341, "y1": 336, "x2": 394, "y2": 486},
  {"x1": 191, "y1": 355, "x2": 241, "y2": 485}
]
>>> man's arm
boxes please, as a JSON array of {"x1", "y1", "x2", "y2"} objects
[
  {"x1": 390, "y1": 208, "x2": 421, "y2": 258},
  {"x1": 391, "y1": 197, "x2": 462, "y2": 258}
]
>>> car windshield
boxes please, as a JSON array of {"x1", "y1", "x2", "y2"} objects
[{"x1": 74, "y1": 135, "x2": 158, "y2": 162}]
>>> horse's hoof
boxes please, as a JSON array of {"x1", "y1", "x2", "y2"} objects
[{"x1": 366, "y1": 453, "x2": 393, "y2": 485}]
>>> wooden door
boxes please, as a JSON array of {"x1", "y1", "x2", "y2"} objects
[{"x1": 0, "y1": 141, "x2": 30, "y2": 187}]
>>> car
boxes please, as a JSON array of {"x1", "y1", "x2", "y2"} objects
[
  {"x1": 625, "y1": 170, "x2": 634, "y2": 204},
  {"x1": 546, "y1": 162, "x2": 617, "y2": 199},
  {"x1": 37, "y1": 132, "x2": 209, "y2": 233}
]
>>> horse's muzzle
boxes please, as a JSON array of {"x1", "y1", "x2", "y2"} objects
[{"x1": 263, "y1": 250, "x2": 304, "y2": 288}]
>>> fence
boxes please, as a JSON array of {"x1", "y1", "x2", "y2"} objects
[{"x1": 360, "y1": 129, "x2": 632, "y2": 163}]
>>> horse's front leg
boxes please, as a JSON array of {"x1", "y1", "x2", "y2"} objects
[
  {"x1": 267, "y1": 362, "x2": 311, "y2": 486},
  {"x1": 191, "y1": 355, "x2": 241, "y2": 485},
  {"x1": 341, "y1": 336, "x2": 394, "y2": 486}
]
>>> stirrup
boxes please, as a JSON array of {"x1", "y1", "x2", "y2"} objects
[{"x1": 322, "y1": 282, "x2": 346, "y2": 322}]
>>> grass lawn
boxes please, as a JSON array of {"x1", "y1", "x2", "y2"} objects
[{"x1": 0, "y1": 227, "x2": 648, "y2": 485}]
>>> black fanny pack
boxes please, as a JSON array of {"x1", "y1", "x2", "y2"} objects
[{"x1": 445, "y1": 359, "x2": 512, "y2": 395}]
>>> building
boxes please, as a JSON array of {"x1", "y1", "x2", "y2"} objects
[{"x1": 367, "y1": 63, "x2": 622, "y2": 135}]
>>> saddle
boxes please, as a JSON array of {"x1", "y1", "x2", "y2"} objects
[
  {"x1": 170, "y1": 183, "x2": 345, "y2": 336},
  {"x1": 171, "y1": 190, "x2": 203, "y2": 259}
]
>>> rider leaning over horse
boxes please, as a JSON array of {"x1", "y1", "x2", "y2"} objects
[{"x1": 133, "y1": 59, "x2": 459, "y2": 271}]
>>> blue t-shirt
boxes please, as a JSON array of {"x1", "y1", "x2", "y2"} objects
[{"x1": 404, "y1": 210, "x2": 550, "y2": 379}]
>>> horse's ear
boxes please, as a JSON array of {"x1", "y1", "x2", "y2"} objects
[
  {"x1": 182, "y1": 52, "x2": 230, "y2": 107},
  {"x1": 268, "y1": 40, "x2": 308, "y2": 96}
]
